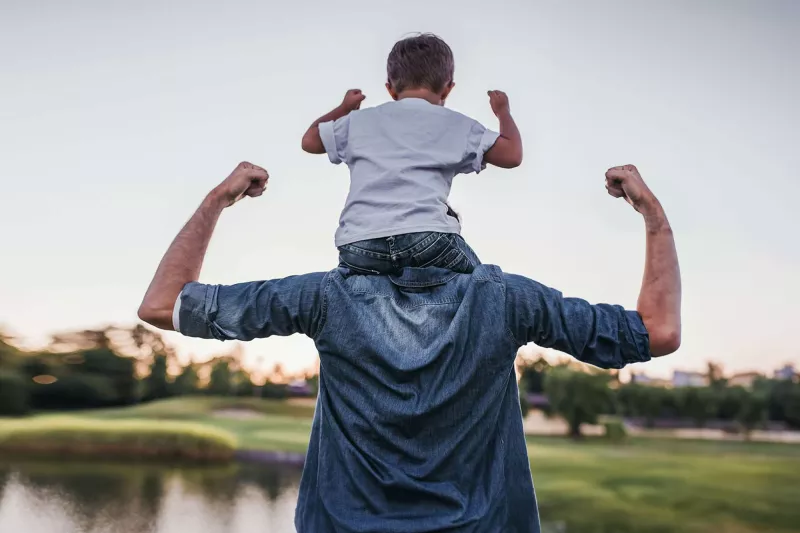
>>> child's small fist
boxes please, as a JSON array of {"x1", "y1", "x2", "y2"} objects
[
  {"x1": 488, "y1": 90, "x2": 510, "y2": 116},
  {"x1": 341, "y1": 89, "x2": 366, "y2": 112}
]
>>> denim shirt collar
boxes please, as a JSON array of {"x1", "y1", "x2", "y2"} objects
[{"x1": 388, "y1": 267, "x2": 458, "y2": 288}]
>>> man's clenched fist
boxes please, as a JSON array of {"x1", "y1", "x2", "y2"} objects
[
  {"x1": 214, "y1": 161, "x2": 269, "y2": 207},
  {"x1": 605, "y1": 164, "x2": 658, "y2": 215}
]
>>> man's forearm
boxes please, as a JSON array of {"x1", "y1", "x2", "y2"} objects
[
  {"x1": 637, "y1": 203, "x2": 682, "y2": 356},
  {"x1": 301, "y1": 105, "x2": 351, "y2": 154},
  {"x1": 138, "y1": 191, "x2": 227, "y2": 330}
]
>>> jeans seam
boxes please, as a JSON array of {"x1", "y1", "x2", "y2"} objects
[
  {"x1": 394, "y1": 233, "x2": 441, "y2": 257},
  {"x1": 312, "y1": 272, "x2": 335, "y2": 341},
  {"x1": 339, "y1": 245, "x2": 391, "y2": 260}
]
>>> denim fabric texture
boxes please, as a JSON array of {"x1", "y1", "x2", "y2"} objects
[
  {"x1": 338, "y1": 232, "x2": 480, "y2": 275},
  {"x1": 177, "y1": 265, "x2": 652, "y2": 533}
]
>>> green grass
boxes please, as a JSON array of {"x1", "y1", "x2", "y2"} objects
[
  {"x1": 80, "y1": 396, "x2": 314, "y2": 453},
  {"x1": 525, "y1": 435, "x2": 800, "y2": 533},
  {"x1": 2, "y1": 397, "x2": 799, "y2": 532},
  {"x1": 0, "y1": 414, "x2": 237, "y2": 461}
]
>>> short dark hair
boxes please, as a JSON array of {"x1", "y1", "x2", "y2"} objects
[{"x1": 387, "y1": 33, "x2": 454, "y2": 93}]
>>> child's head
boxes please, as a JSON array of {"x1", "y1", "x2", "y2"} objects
[{"x1": 386, "y1": 33, "x2": 454, "y2": 105}]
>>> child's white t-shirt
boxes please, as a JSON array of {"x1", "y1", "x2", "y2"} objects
[{"x1": 319, "y1": 97, "x2": 499, "y2": 247}]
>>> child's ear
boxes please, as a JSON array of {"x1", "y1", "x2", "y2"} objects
[
  {"x1": 440, "y1": 81, "x2": 455, "y2": 104},
  {"x1": 385, "y1": 82, "x2": 398, "y2": 101}
]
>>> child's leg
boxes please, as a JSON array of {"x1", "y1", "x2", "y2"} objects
[
  {"x1": 405, "y1": 233, "x2": 480, "y2": 274},
  {"x1": 338, "y1": 238, "x2": 397, "y2": 275},
  {"x1": 339, "y1": 233, "x2": 480, "y2": 275}
]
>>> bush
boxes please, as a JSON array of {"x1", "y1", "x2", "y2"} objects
[
  {"x1": 0, "y1": 417, "x2": 237, "y2": 462},
  {"x1": 519, "y1": 390, "x2": 531, "y2": 419},
  {"x1": 0, "y1": 371, "x2": 30, "y2": 416},
  {"x1": 601, "y1": 416, "x2": 627, "y2": 443},
  {"x1": 31, "y1": 373, "x2": 117, "y2": 410}
]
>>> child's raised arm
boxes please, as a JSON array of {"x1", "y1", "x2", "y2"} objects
[
  {"x1": 301, "y1": 89, "x2": 366, "y2": 154},
  {"x1": 484, "y1": 90, "x2": 523, "y2": 169}
]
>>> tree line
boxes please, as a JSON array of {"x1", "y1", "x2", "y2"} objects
[
  {"x1": 0, "y1": 326, "x2": 316, "y2": 416},
  {"x1": 518, "y1": 358, "x2": 800, "y2": 438}
]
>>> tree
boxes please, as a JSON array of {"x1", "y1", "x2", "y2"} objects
[
  {"x1": 173, "y1": 363, "x2": 200, "y2": 396},
  {"x1": 677, "y1": 387, "x2": 719, "y2": 427},
  {"x1": 717, "y1": 386, "x2": 748, "y2": 421},
  {"x1": 545, "y1": 366, "x2": 615, "y2": 438},
  {"x1": 616, "y1": 384, "x2": 669, "y2": 427},
  {"x1": 736, "y1": 390, "x2": 766, "y2": 439},
  {"x1": 784, "y1": 384, "x2": 800, "y2": 429},
  {"x1": 0, "y1": 371, "x2": 30, "y2": 415},
  {"x1": 707, "y1": 361, "x2": 726, "y2": 388},
  {"x1": 519, "y1": 382, "x2": 531, "y2": 419},
  {"x1": 519, "y1": 357, "x2": 550, "y2": 394},
  {"x1": 208, "y1": 358, "x2": 233, "y2": 396},
  {"x1": 72, "y1": 348, "x2": 137, "y2": 405},
  {"x1": 144, "y1": 353, "x2": 171, "y2": 401}
]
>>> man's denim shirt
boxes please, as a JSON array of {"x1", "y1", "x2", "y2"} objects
[{"x1": 176, "y1": 265, "x2": 651, "y2": 533}]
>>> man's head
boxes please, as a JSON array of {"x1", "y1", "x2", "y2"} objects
[{"x1": 386, "y1": 33, "x2": 455, "y2": 105}]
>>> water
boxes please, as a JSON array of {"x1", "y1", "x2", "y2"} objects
[
  {"x1": 0, "y1": 460, "x2": 303, "y2": 533},
  {"x1": 0, "y1": 461, "x2": 573, "y2": 533}
]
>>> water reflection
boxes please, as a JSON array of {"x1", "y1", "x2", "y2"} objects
[
  {"x1": 0, "y1": 460, "x2": 302, "y2": 533},
  {"x1": 0, "y1": 461, "x2": 574, "y2": 533}
]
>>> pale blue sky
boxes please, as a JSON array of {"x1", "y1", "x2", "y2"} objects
[{"x1": 1, "y1": 0, "x2": 798, "y2": 378}]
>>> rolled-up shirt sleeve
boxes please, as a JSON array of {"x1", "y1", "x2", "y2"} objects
[
  {"x1": 174, "y1": 272, "x2": 328, "y2": 341},
  {"x1": 319, "y1": 114, "x2": 351, "y2": 165},
  {"x1": 503, "y1": 273, "x2": 651, "y2": 369},
  {"x1": 458, "y1": 120, "x2": 500, "y2": 175}
]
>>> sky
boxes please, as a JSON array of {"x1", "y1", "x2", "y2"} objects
[{"x1": 1, "y1": 0, "x2": 798, "y2": 379}]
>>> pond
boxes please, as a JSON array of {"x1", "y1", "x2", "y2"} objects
[
  {"x1": 0, "y1": 460, "x2": 303, "y2": 533},
  {"x1": 0, "y1": 459, "x2": 588, "y2": 533}
]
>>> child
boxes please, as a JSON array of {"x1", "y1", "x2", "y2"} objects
[{"x1": 301, "y1": 33, "x2": 522, "y2": 275}]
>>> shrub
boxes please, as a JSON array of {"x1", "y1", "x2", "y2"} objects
[
  {"x1": 31, "y1": 373, "x2": 117, "y2": 410},
  {"x1": 601, "y1": 416, "x2": 627, "y2": 443},
  {"x1": 0, "y1": 371, "x2": 30, "y2": 416},
  {"x1": 0, "y1": 417, "x2": 237, "y2": 462}
]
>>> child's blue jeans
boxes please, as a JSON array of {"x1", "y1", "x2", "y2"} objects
[{"x1": 338, "y1": 232, "x2": 480, "y2": 275}]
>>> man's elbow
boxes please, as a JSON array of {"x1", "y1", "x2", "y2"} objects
[
  {"x1": 649, "y1": 326, "x2": 681, "y2": 357},
  {"x1": 137, "y1": 303, "x2": 174, "y2": 331}
]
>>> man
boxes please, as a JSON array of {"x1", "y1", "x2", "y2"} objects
[{"x1": 139, "y1": 162, "x2": 681, "y2": 533}]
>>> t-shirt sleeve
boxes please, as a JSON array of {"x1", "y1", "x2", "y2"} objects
[
  {"x1": 504, "y1": 272, "x2": 652, "y2": 370},
  {"x1": 457, "y1": 120, "x2": 500, "y2": 175},
  {"x1": 318, "y1": 114, "x2": 351, "y2": 165}
]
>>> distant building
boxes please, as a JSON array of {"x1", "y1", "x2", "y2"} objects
[
  {"x1": 728, "y1": 371, "x2": 762, "y2": 389},
  {"x1": 287, "y1": 379, "x2": 312, "y2": 397},
  {"x1": 630, "y1": 373, "x2": 672, "y2": 387},
  {"x1": 672, "y1": 370, "x2": 708, "y2": 388},
  {"x1": 774, "y1": 364, "x2": 797, "y2": 381}
]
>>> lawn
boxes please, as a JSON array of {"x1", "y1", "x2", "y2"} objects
[{"x1": 2, "y1": 397, "x2": 799, "y2": 533}]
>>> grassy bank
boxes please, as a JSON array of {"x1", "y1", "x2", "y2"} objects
[
  {"x1": 0, "y1": 415, "x2": 237, "y2": 461},
  {"x1": 2, "y1": 397, "x2": 799, "y2": 532}
]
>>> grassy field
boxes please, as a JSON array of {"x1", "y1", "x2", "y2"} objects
[
  {"x1": 1, "y1": 397, "x2": 799, "y2": 532},
  {"x1": 0, "y1": 414, "x2": 237, "y2": 461}
]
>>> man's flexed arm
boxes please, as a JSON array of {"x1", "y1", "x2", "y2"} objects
[
  {"x1": 605, "y1": 164, "x2": 681, "y2": 356},
  {"x1": 137, "y1": 162, "x2": 269, "y2": 330},
  {"x1": 506, "y1": 164, "x2": 681, "y2": 368}
]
